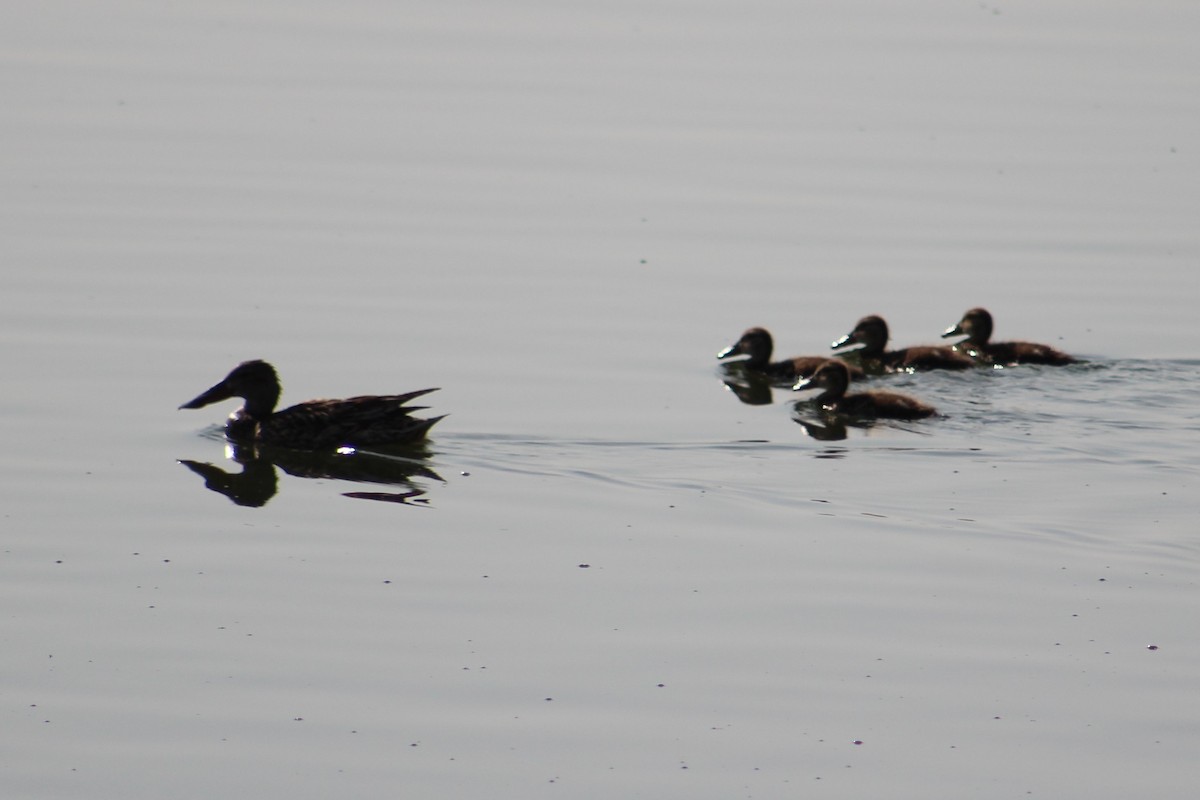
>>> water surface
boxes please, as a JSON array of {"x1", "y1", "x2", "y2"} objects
[{"x1": 3, "y1": 2, "x2": 1199, "y2": 798}]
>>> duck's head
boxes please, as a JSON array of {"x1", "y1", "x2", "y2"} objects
[
  {"x1": 832, "y1": 315, "x2": 889, "y2": 355},
  {"x1": 717, "y1": 327, "x2": 773, "y2": 367},
  {"x1": 942, "y1": 307, "x2": 993, "y2": 345},
  {"x1": 792, "y1": 359, "x2": 850, "y2": 401},
  {"x1": 180, "y1": 359, "x2": 281, "y2": 419}
]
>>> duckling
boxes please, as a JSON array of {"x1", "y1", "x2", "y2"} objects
[
  {"x1": 832, "y1": 314, "x2": 975, "y2": 372},
  {"x1": 793, "y1": 359, "x2": 936, "y2": 420},
  {"x1": 942, "y1": 307, "x2": 1077, "y2": 366},
  {"x1": 718, "y1": 326, "x2": 864, "y2": 381}
]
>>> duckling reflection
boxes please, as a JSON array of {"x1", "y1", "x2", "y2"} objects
[
  {"x1": 793, "y1": 360, "x2": 937, "y2": 420},
  {"x1": 832, "y1": 315, "x2": 974, "y2": 373},
  {"x1": 179, "y1": 440, "x2": 442, "y2": 507},
  {"x1": 942, "y1": 307, "x2": 1078, "y2": 366},
  {"x1": 717, "y1": 365, "x2": 775, "y2": 405},
  {"x1": 792, "y1": 415, "x2": 850, "y2": 441}
]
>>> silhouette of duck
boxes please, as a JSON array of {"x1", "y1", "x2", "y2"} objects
[
  {"x1": 179, "y1": 360, "x2": 444, "y2": 450},
  {"x1": 793, "y1": 359, "x2": 936, "y2": 420},
  {"x1": 942, "y1": 307, "x2": 1077, "y2": 366},
  {"x1": 179, "y1": 440, "x2": 441, "y2": 507},
  {"x1": 718, "y1": 327, "x2": 864, "y2": 381},
  {"x1": 832, "y1": 315, "x2": 974, "y2": 372}
]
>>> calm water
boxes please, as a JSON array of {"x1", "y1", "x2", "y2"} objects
[{"x1": 4, "y1": 2, "x2": 1199, "y2": 798}]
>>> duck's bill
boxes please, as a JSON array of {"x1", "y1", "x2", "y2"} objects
[
  {"x1": 941, "y1": 323, "x2": 964, "y2": 339},
  {"x1": 792, "y1": 376, "x2": 814, "y2": 392},
  {"x1": 716, "y1": 343, "x2": 742, "y2": 360},
  {"x1": 179, "y1": 380, "x2": 234, "y2": 410},
  {"x1": 830, "y1": 333, "x2": 855, "y2": 350}
]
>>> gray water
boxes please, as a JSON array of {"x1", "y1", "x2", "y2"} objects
[{"x1": 4, "y1": 2, "x2": 1199, "y2": 798}]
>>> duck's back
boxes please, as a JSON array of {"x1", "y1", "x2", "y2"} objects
[
  {"x1": 983, "y1": 341, "x2": 1076, "y2": 366},
  {"x1": 883, "y1": 346, "x2": 974, "y2": 371},
  {"x1": 769, "y1": 356, "x2": 865, "y2": 381},
  {"x1": 261, "y1": 389, "x2": 442, "y2": 449},
  {"x1": 834, "y1": 390, "x2": 937, "y2": 420}
]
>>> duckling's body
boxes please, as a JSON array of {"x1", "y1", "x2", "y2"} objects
[
  {"x1": 793, "y1": 359, "x2": 936, "y2": 420},
  {"x1": 942, "y1": 307, "x2": 1077, "y2": 366},
  {"x1": 719, "y1": 327, "x2": 864, "y2": 381},
  {"x1": 833, "y1": 315, "x2": 974, "y2": 372},
  {"x1": 180, "y1": 360, "x2": 444, "y2": 450}
]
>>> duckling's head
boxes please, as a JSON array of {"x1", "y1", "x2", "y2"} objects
[
  {"x1": 832, "y1": 315, "x2": 889, "y2": 355},
  {"x1": 717, "y1": 327, "x2": 774, "y2": 367},
  {"x1": 792, "y1": 359, "x2": 850, "y2": 401},
  {"x1": 942, "y1": 307, "x2": 993, "y2": 345}
]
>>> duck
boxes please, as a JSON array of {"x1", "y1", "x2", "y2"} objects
[
  {"x1": 942, "y1": 307, "x2": 1077, "y2": 366},
  {"x1": 832, "y1": 314, "x2": 974, "y2": 372},
  {"x1": 718, "y1": 327, "x2": 864, "y2": 381},
  {"x1": 179, "y1": 360, "x2": 444, "y2": 450},
  {"x1": 793, "y1": 359, "x2": 937, "y2": 420}
]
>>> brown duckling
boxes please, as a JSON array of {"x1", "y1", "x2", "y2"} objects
[
  {"x1": 180, "y1": 360, "x2": 444, "y2": 450},
  {"x1": 832, "y1": 314, "x2": 974, "y2": 372},
  {"x1": 793, "y1": 359, "x2": 937, "y2": 420},
  {"x1": 718, "y1": 327, "x2": 864, "y2": 381},
  {"x1": 942, "y1": 307, "x2": 1077, "y2": 366}
]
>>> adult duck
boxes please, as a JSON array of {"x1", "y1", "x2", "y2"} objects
[
  {"x1": 942, "y1": 307, "x2": 1077, "y2": 366},
  {"x1": 718, "y1": 327, "x2": 864, "y2": 381},
  {"x1": 832, "y1": 314, "x2": 974, "y2": 372},
  {"x1": 793, "y1": 359, "x2": 936, "y2": 420},
  {"x1": 180, "y1": 360, "x2": 444, "y2": 450}
]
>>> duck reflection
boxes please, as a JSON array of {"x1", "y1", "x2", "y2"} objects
[
  {"x1": 717, "y1": 362, "x2": 776, "y2": 405},
  {"x1": 791, "y1": 414, "x2": 851, "y2": 441},
  {"x1": 179, "y1": 440, "x2": 442, "y2": 507}
]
